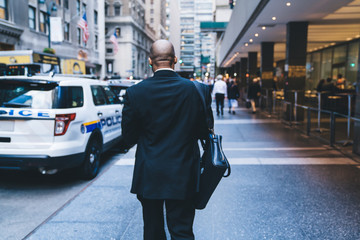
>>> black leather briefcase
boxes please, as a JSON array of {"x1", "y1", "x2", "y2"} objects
[{"x1": 194, "y1": 132, "x2": 230, "y2": 210}]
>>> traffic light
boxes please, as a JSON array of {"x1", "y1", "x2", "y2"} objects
[
  {"x1": 179, "y1": 59, "x2": 183, "y2": 64},
  {"x1": 229, "y1": 0, "x2": 234, "y2": 9}
]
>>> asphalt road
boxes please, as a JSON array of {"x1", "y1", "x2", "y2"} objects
[{"x1": 0, "y1": 151, "x2": 124, "y2": 240}]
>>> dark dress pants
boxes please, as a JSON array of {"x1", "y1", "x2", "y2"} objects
[
  {"x1": 215, "y1": 93, "x2": 225, "y2": 115},
  {"x1": 137, "y1": 195, "x2": 195, "y2": 240}
]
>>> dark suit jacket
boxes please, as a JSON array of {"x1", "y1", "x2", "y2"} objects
[{"x1": 121, "y1": 70, "x2": 213, "y2": 200}]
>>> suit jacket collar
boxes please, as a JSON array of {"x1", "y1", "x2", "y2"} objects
[{"x1": 152, "y1": 70, "x2": 179, "y2": 78}]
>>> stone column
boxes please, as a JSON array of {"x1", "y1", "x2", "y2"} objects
[
  {"x1": 284, "y1": 21, "x2": 308, "y2": 121},
  {"x1": 261, "y1": 42, "x2": 274, "y2": 89},
  {"x1": 248, "y1": 52, "x2": 258, "y2": 83},
  {"x1": 240, "y1": 57, "x2": 248, "y2": 89}
]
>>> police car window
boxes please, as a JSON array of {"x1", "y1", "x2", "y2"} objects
[
  {"x1": 0, "y1": 80, "x2": 55, "y2": 109},
  {"x1": 102, "y1": 86, "x2": 121, "y2": 105},
  {"x1": 54, "y1": 86, "x2": 84, "y2": 108},
  {"x1": 91, "y1": 85, "x2": 107, "y2": 106}
]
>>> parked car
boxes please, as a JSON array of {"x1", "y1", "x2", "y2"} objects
[
  {"x1": 0, "y1": 75, "x2": 123, "y2": 179},
  {"x1": 108, "y1": 79, "x2": 141, "y2": 103}
]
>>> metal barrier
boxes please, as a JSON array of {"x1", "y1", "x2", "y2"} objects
[{"x1": 265, "y1": 90, "x2": 358, "y2": 147}]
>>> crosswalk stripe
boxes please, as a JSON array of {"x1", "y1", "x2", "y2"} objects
[
  {"x1": 114, "y1": 157, "x2": 357, "y2": 166},
  {"x1": 223, "y1": 147, "x2": 327, "y2": 151},
  {"x1": 126, "y1": 147, "x2": 328, "y2": 153},
  {"x1": 214, "y1": 119, "x2": 279, "y2": 124}
]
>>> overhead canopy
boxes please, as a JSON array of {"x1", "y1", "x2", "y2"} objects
[{"x1": 219, "y1": 0, "x2": 360, "y2": 67}]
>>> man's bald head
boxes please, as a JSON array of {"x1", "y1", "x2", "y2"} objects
[{"x1": 149, "y1": 40, "x2": 177, "y2": 70}]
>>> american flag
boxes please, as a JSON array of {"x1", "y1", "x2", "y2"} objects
[
  {"x1": 77, "y1": 12, "x2": 90, "y2": 43},
  {"x1": 110, "y1": 30, "x2": 119, "y2": 55}
]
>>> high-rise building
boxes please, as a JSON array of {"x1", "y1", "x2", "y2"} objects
[
  {"x1": 178, "y1": 0, "x2": 215, "y2": 79},
  {"x1": 165, "y1": 0, "x2": 181, "y2": 71},
  {"x1": 105, "y1": 0, "x2": 155, "y2": 79},
  {"x1": 146, "y1": 0, "x2": 167, "y2": 40}
]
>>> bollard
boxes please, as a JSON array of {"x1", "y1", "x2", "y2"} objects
[
  {"x1": 330, "y1": 112, "x2": 335, "y2": 147},
  {"x1": 273, "y1": 90, "x2": 276, "y2": 115},
  {"x1": 346, "y1": 94, "x2": 351, "y2": 140},
  {"x1": 317, "y1": 93, "x2": 321, "y2": 130},
  {"x1": 289, "y1": 102, "x2": 292, "y2": 126},
  {"x1": 307, "y1": 108, "x2": 311, "y2": 136}
]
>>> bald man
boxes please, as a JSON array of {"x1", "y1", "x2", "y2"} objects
[{"x1": 121, "y1": 40, "x2": 213, "y2": 240}]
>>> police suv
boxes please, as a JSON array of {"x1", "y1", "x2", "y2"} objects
[{"x1": 0, "y1": 75, "x2": 124, "y2": 179}]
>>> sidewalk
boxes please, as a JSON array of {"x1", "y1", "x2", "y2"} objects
[{"x1": 26, "y1": 106, "x2": 360, "y2": 240}]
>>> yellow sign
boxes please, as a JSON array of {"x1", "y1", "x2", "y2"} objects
[
  {"x1": 0, "y1": 55, "x2": 31, "y2": 64},
  {"x1": 288, "y1": 65, "x2": 306, "y2": 78},
  {"x1": 61, "y1": 59, "x2": 85, "y2": 75}
]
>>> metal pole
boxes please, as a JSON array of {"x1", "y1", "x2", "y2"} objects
[
  {"x1": 330, "y1": 112, "x2": 335, "y2": 147},
  {"x1": 347, "y1": 94, "x2": 351, "y2": 139},
  {"x1": 289, "y1": 102, "x2": 292, "y2": 126},
  {"x1": 294, "y1": 91, "x2": 297, "y2": 122},
  {"x1": 317, "y1": 93, "x2": 321, "y2": 129},
  {"x1": 273, "y1": 90, "x2": 276, "y2": 114},
  {"x1": 307, "y1": 108, "x2": 311, "y2": 136},
  {"x1": 47, "y1": 13, "x2": 51, "y2": 48}
]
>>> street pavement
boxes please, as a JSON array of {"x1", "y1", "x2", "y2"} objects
[{"x1": 25, "y1": 104, "x2": 360, "y2": 240}]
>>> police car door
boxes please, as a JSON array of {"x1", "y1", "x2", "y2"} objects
[{"x1": 90, "y1": 85, "x2": 122, "y2": 145}]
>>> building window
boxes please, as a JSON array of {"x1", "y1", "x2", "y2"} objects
[
  {"x1": 95, "y1": 35, "x2": 98, "y2": 50},
  {"x1": 28, "y1": 6, "x2": 36, "y2": 30},
  {"x1": 64, "y1": 0, "x2": 68, "y2": 9},
  {"x1": 64, "y1": 22, "x2": 69, "y2": 41},
  {"x1": 114, "y1": 4, "x2": 121, "y2": 16},
  {"x1": 0, "y1": 0, "x2": 8, "y2": 20},
  {"x1": 82, "y1": 3, "x2": 86, "y2": 14},
  {"x1": 77, "y1": 27, "x2": 81, "y2": 45},
  {"x1": 105, "y1": 27, "x2": 108, "y2": 35},
  {"x1": 107, "y1": 48, "x2": 113, "y2": 54},
  {"x1": 76, "y1": 0, "x2": 80, "y2": 15},
  {"x1": 150, "y1": 9, "x2": 154, "y2": 14},
  {"x1": 56, "y1": 0, "x2": 61, "y2": 5},
  {"x1": 39, "y1": 11, "x2": 47, "y2": 34},
  {"x1": 94, "y1": 10, "x2": 98, "y2": 25},
  {"x1": 105, "y1": 4, "x2": 109, "y2": 16},
  {"x1": 106, "y1": 61, "x2": 113, "y2": 74},
  {"x1": 150, "y1": 18, "x2": 154, "y2": 24},
  {"x1": 116, "y1": 28, "x2": 121, "y2": 37}
]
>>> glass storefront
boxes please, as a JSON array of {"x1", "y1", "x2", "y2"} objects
[{"x1": 306, "y1": 39, "x2": 359, "y2": 91}]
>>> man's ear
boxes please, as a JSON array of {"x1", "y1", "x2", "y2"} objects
[
  {"x1": 174, "y1": 56, "x2": 178, "y2": 65},
  {"x1": 148, "y1": 57, "x2": 153, "y2": 67}
]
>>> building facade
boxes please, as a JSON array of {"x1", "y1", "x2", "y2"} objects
[
  {"x1": 0, "y1": 0, "x2": 105, "y2": 76},
  {"x1": 165, "y1": 0, "x2": 181, "y2": 71},
  {"x1": 105, "y1": 0, "x2": 155, "y2": 79},
  {"x1": 178, "y1": 0, "x2": 215, "y2": 79},
  {"x1": 146, "y1": 0, "x2": 167, "y2": 40}
]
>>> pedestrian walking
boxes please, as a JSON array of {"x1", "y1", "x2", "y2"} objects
[
  {"x1": 228, "y1": 80, "x2": 239, "y2": 114},
  {"x1": 213, "y1": 74, "x2": 227, "y2": 116},
  {"x1": 121, "y1": 40, "x2": 213, "y2": 240},
  {"x1": 247, "y1": 77, "x2": 261, "y2": 114}
]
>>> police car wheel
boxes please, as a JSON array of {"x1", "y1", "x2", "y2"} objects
[{"x1": 80, "y1": 139, "x2": 101, "y2": 180}]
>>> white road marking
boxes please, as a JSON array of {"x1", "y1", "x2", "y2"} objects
[
  {"x1": 214, "y1": 119, "x2": 279, "y2": 124},
  {"x1": 126, "y1": 147, "x2": 328, "y2": 153},
  {"x1": 115, "y1": 157, "x2": 358, "y2": 166},
  {"x1": 223, "y1": 147, "x2": 327, "y2": 151}
]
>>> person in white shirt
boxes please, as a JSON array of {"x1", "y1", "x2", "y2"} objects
[{"x1": 213, "y1": 74, "x2": 227, "y2": 116}]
